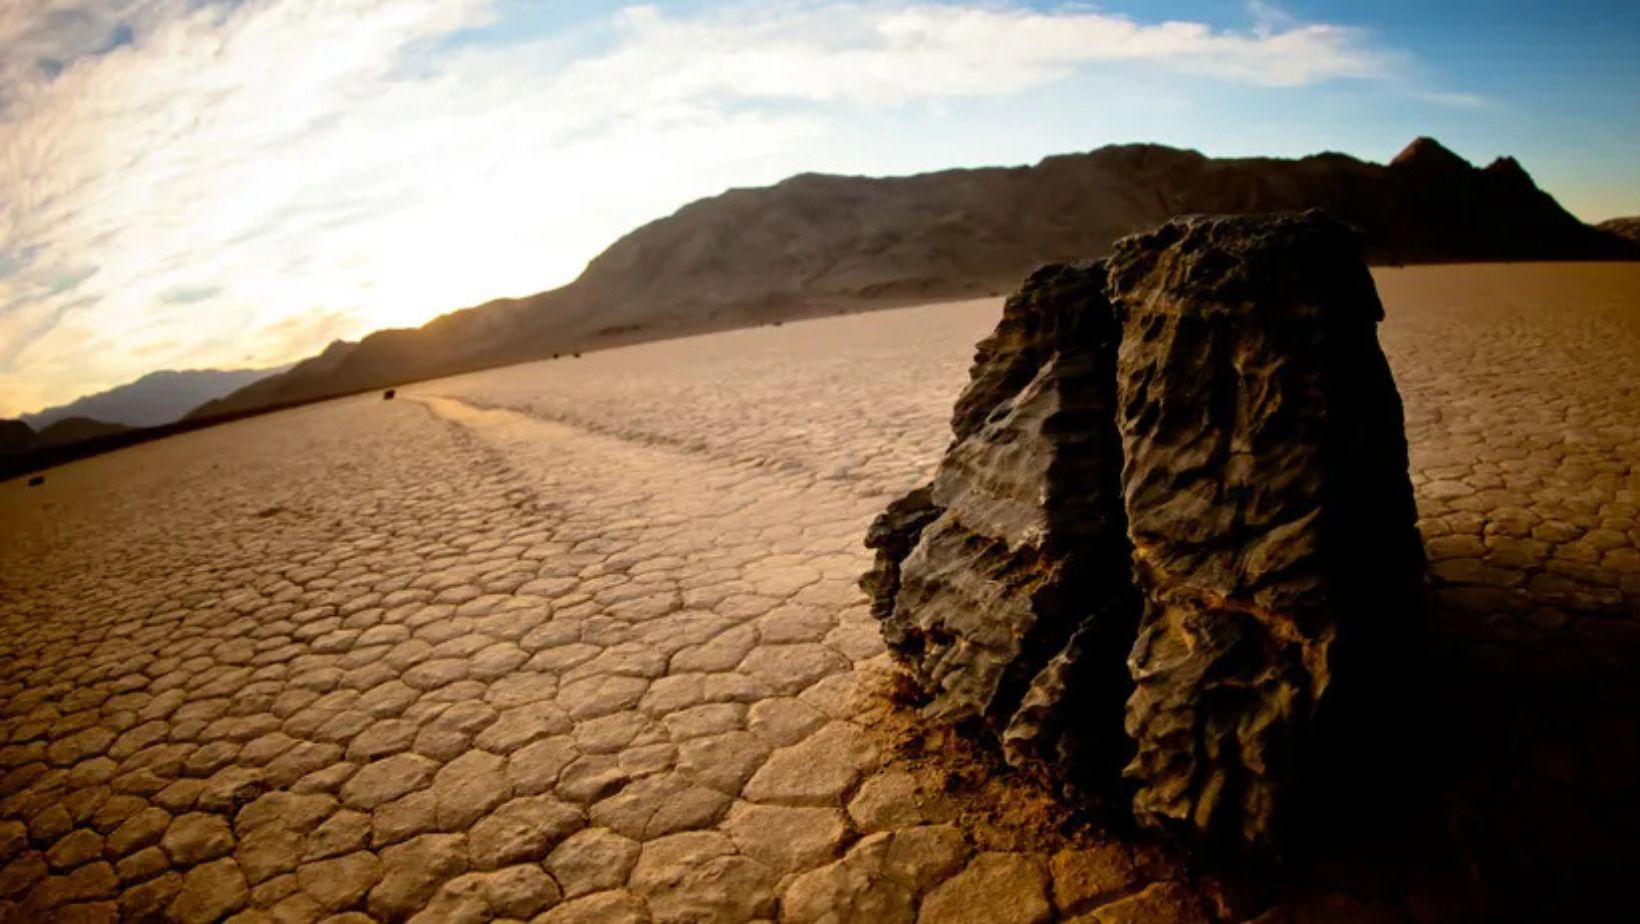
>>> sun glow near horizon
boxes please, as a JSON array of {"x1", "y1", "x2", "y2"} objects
[{"x1": 1, "y1": 0, "x2": 1636, "y2": 418}]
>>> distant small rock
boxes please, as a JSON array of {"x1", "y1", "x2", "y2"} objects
[
  {"x1": 27, "y1": 475, "x2": 44, "y2": 487},
  {"x1": 383, "y1": 389, "x2": 396, "y2": 400}
]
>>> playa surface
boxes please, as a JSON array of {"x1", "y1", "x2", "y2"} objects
[{"x1": 3, "y1": 263, "x2": 1638, "y2": 922}]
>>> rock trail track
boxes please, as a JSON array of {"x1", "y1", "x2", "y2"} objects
[{"x1": 2, "y1": 263, "x2": 1639, "y2": 922}]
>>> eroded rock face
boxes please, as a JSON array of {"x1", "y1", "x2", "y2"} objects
[
  {"x1": 863, "y1": 262, "x2": 1141, "y2": 790},
  {"x1": 864, "y1": 211, "x2": 1423, "y2": 848},
  {"x1": 1107, "y1": 212, "x2": 1424, "y2": 847},
  {"x1": 860, "y1": 487, "x2": 940, "y2": 628}
]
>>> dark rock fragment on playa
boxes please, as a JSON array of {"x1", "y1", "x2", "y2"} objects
[
  {"x1": 1107, "y1": 212, "x2": 1424, "y2": 847},
  {"x1": 864, "y1": 210, "x2": 1423, "y2": 849},
  {"x1": 863, "y1": 261, "x2": 1141, "y2": 790},
  {"x1": 383, "y1": 389, "x2": 396, "y2": 400},
  {"x1": 27, "y1": 475, "x2": 45, "y2": 487}
]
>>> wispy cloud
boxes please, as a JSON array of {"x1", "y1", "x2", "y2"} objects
[
  {"x1": 0, "y1": 0, "x2": 1410, "y2": 416},
  {"x1": 160, "y1": 284, "x2": 224, "y2": 305},
  {"x1": 1415, "y1": 90, "x2": 1492, "y2": 109},
  {"x1": 0, "y1": 0, "x2": 151, "y2": 109}
]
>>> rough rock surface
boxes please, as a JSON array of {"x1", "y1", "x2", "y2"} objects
[
  {"x1": 863, "y1": 263, "x2": 1140, "y2": 789},
  {"x1": 867, "y1": 212, "x2": 1424, "y2": 846},
  {"x1": 858, "y1": 487, "x2": 939, "y2": 625},
  {"x1": 1106, "y1": 212, "x2": 1425, "y2": 846}
]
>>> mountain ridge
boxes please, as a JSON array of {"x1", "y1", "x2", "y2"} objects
[
  {"x1": 9, "y1": 134, "x2": 1627, "y2": 457},
  {"x1": 8, "y1": 137, "x2": 1635, "y2": 476},
  {"x1": 22, "y1": 364, "x2": 289, "y2": 429},
  {"x1": 190, "y1": 136, "x2": 1636, "y2": 421},
  {"x1": 1600, "y1": 216, "x2": 1640, "y2": 245}
]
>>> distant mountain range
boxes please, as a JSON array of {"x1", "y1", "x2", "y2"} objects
[
  {"x1": 5, "y1": 136, "x2": 1636, "y2": 477},
  {"x1": 190, "y1": 136, "x2": 1636, "y2": 421},
  {"x1": 21, "y1": 365, "x2": 287, "y2": 430},
  {"x1": 2, "y1": 365, "x2": 284, "y2": 472}
]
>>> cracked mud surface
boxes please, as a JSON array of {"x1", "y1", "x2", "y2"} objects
[{"x1": 3, "y1": 263, "x2": 1639, "y2": 922}]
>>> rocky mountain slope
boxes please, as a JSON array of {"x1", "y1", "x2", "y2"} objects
[
  {"x1": 1599, "y1": 216, "x2": 1640, "y2": 245},
  {"x1": 173, "y1": 136, "x2": 1636, "y2": 419},
  {"x1": 23, "y1": 365, "x2": 286, "y2": 429}
]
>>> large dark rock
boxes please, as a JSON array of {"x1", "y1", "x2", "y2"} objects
[
  {"x1": 1107, "y1": 212, "x2": 1424, "y2": 847},
  {"x1": 864, "y1": 211, "x2": 1423, "y2": 849},
  {"x1": 863, "y1": 262, "x2": 1141, "y2": 790}
]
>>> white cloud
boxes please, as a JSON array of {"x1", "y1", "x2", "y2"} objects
[{"x1": 0, "y1": 0, "x2": 1404, "y2": 416}]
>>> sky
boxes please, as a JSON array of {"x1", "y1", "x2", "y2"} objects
[{"x1": 1, "y1": 0, "x2": 1637, "y2": 418}]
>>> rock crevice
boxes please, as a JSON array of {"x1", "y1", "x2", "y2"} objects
[{"x1": 864, "y1": 262, "x2": 1141, "y2": 794}]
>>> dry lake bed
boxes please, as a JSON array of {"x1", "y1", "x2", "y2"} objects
[{"x1": 2, "y1": 263, "x2": 1638, "y2": 922}]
